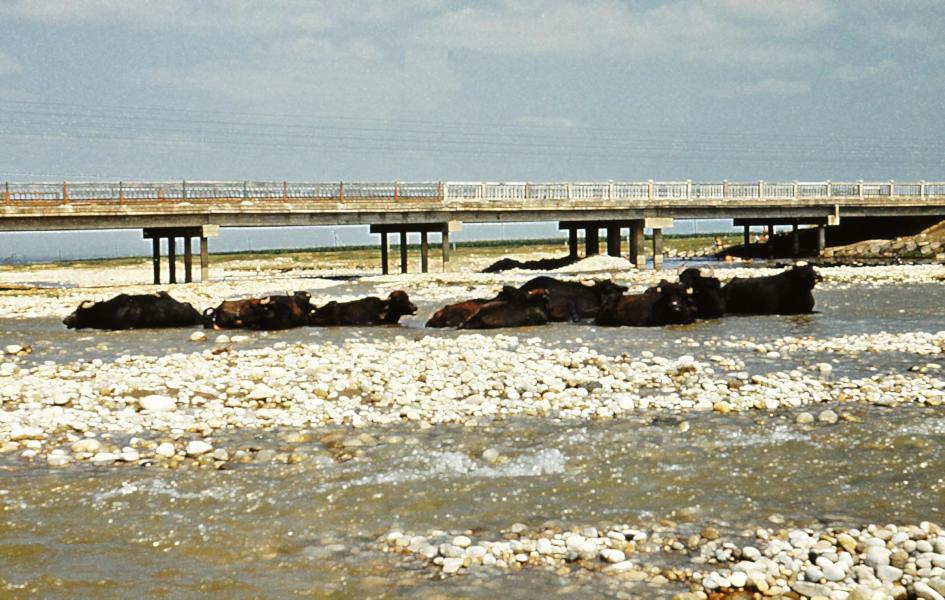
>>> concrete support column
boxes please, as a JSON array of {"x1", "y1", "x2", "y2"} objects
[
  {"x1": 743, "y1": 225, "x2": 751, "y2": 247},
  {"x1": 168, "y1": 237, "x2": 177, "y2": 284},
  {"x1": 420, "y1": 231, "x2": 429, "y2": 273},
  {"x1": 606, "y1": 225, "x2": 621, "y2": 257},
  {"x1": 184, "y1": 237, "x2": 193, "y2": 283},
  {"x1": 567, "y1": 228, "x2": 578, "y2": 259},
  {"x1": 441, "y1": 229, "x2": 450, "y2": 267},
  {"x1": 399, "y1": 230, "x2": 408, "y2": 274},
  {"x1": 200, "y1": 236, "x2": 209, "y2": 282},
  {"x1": 585, "y1": 228, "x2": 600, "y2": 256},
  {"x1": 791, "y1": 223, "x2": 800, "y2": 257},
  {"x1": 152, "y1": 238, "x2": 161, "y2": 285},
  {"x1": 817, "y1": 225, "x2": 826, "y2": 255},
  {"x1": 380, "y1": 231, "x2": 389, "y2": 275},
  {"x1": 652, "y1": 228, "x2": 664, "y2": 270},
  {"x1": 629, "y1": 222, "x2": 645, "y2": 269}
]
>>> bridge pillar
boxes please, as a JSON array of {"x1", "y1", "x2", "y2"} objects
[
  {"x1": 399, "y1": 231, "x2": 408, "y2": 274},
  {"x1": 585, "y1": 228, "x2": 600, "y2": 256},
  {"x1": 791, "y1": 223, "x2": 800, "y2": 257},
  {"x1": 151, "y1": 238, "x2": 161, "y2": 285},
  {"x1": 743, "y1": 225, "x2": 750, "y2": 247},
  {"x1": 629, "y1": 222, "x2": 645, "y2": 269},
  {"x1": 817, "y1": 225, "x2": 826, "y2": 255},
  {"x1": 168, "y1": 237, "x2": 177, "y2": 284},
  {"x1": 441, "y1": 229, "x2": 450, "y2": 266},
  {"x1": 200, "y1": 235, "x2": 210, "y2": 282},
  {"x1": 420, "y1": 231, "x2": 429, "y2": 273},
  {"x1": 652, "y1": 228, "x2": 664, "y2": 270},
  {"x1": 567, "y1": 228, "x2": 579, "y2": 259},
  {"x1": 380, "y1": 231, "x2": 389, "y2": 274},
  {"x1": 606, "y1": 225, "x2": 621, "y2": 257},
  {"x1": 184, "y1": 237, "x2": 193, "y2": 283}
]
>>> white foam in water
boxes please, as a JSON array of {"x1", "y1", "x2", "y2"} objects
[
  {"x1": 94, "y1": 478, "x2": 233, "y2": 504},
  {"x1": 324, "y1": 448, "x2": 567, "y2": 492}
]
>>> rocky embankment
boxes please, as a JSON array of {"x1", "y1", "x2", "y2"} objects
[{"x1": 381, "y1": 521, "x2": 945, "y2": 600}]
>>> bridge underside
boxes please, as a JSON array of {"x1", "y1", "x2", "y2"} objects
[{"x1": 3, "y1": 198, "x2": 945, "y2": 283}]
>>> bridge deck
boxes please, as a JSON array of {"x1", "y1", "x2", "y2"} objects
[{"x1": 1, "y1": 180, "x2": 944, "y2": 231}]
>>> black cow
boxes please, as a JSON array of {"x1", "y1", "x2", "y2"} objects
[
  {"x1": 722, "y1": 264, "x2": 822, "y2": 315},
  {"x1": 594, "y1": 281, "x2": 696, "y2": 327},
  {"x1": 63, "y1": 292, "x2": 203, "y2": 330},
  {"x1": 458, "y1": 287, "x2": 550, "y2": 329},
  {"x1": 678, "y1": 268, "x2": 725, "y2": 319},
  {"x1": 309, "y1": 290, "x2": 417, "y2": 326},
  {"x1": 519, "y1": 276, "x2": 627, "y2": 321},
  {"x1": 482, "y1": 255, "x2": 578, "y2": 273},
  {"x1": 204, "y1": 291, "x2": 313, "y2": 330}
]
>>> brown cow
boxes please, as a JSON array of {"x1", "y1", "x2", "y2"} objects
[
  {"x1": 458, "y1": 287, "x2": 550, "y2": 329},
  {"x1": 426, "y1": 298, "x2": 491, "y2": 328},
  {"x1": 309, "y1": 290, "x2": 417, "y2": 326},
  {"x1": 204, "y1": 291, "x2": 313, "y2": 330},
  {"x1": 594, "y1": 281, "x2": 696, "y2": 327}
]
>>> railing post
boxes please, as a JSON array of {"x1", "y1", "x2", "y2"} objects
[
  {"x1": 524, "y1": 182, "x2": 530, "y2": 200},
  {"x1": 243, "y1": 180, "x2": 248, "y2": 200},
  {"x1": 686, "y1": 179, "x2": 692, "y2": 200},
  {"x1": 826, "y1": 180, "x2": 831, "y2": 199},
  {"x1": 608, "y1": 180, "x2": 614, "y2": 201},
  {"x1": 859, "y1": 180, "x2": 864, "y2": 200},
  {"x1": 647, "y1": 179, "x2": 653, "y2": 201},
  {"x1": 889, "y1": 180, "x2": 895, "y2": 198},
  {"x1": 722, "y1": 179, "x2": 729, "y2": 200},
  {"x1": 62, "y1": 181, "x2": 69, "y2": 205},
  {"x1": 182, "y1": 179, "x2": 187, "y2": 201},
  {"x1": 921, "y1": 180, "x2": 926, "y2": 199},
  {"x1": 438, "y1": 182, "x2": 445, "y2": 202},
  {"x1": 480, "y1": 182, "x2": 486, "y2": 200},
  {"x1": 4, "y1": 182, "x2": 10, "y2": 206},
  {"x1": 119, "y1": 181, "x2": 124, "y2": 206},
  {"x1": 283, "y1": 181, "x2": 288, "y2": 201},
  {"x1": 339, "y1": 181, "x2": 345, "y2": 204},
  {"x1": 758, "y1": 179, "x2": 764, "y2": 200},
  {"x1": 565, "y1": 183, "x2": 572, "y2": 201},
  {"x1": 394, "y1": 180, "x2": 399, "y2": 203},
  {"x1": 793, "y1": 180, "x2": 798, "y2": 200}
]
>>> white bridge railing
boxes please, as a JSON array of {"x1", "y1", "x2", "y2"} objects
[{"x1": 2, "y1": 180, "x2": 944, "y2": 205}]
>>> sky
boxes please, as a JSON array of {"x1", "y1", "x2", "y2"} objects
[{"x1": 1, "y1": 0, "x2": 944, "y2": 259}]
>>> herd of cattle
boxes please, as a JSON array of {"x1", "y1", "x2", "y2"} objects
[{"x1": 62, "y1": 265, "x2": 822, "y2": 331}]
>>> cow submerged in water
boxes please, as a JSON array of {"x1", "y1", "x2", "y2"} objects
[
  {"x1": 678, "y1": 268, "x2": 726, "y2": 319},
  {"x1": 308, "y1": 290, "x2": 417, "y2": 326},
  {"x1": 518, "y1": 276, "x2": 627, "y2": 322},
  {"x1": 204, "y1": 291, "x2": 314, "y2": 330},
  {"x1": 63, "y1": 292, "x2": 203, "y2": 330},
  {"x1": 722, "y1": 264, "x2": 822, "y2": 315},
  {"x1": 594, "y1": 281, "x2": 696, "y2": 327},
  {"x1": 458, "y1": 287, "x2": 550, "y2": 329}
]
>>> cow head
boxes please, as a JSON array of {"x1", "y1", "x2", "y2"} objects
[
  {"x1": 679, "y1": 267, "x2": 721, "y2": 292},
  {"x1": 591, "y1": 279, "x2": 628, "y2": 303},
  {"x1": 648, "y1": 281, "x2": 696, "y2": 325},
  {"x1": 385, "y1": 290, "x2": 417, "y2": 321},
  {"x1": 789, "y1": 264, "x2": 822, "y2": 289}
]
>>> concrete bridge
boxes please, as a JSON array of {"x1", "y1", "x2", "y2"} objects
[{"x1": 2, "y1": 179, "x2": 944, "y2": 282}]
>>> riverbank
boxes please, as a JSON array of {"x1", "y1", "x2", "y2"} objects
[{"x1": 1, "y1": 258, "x2": 944, "y2": 599}]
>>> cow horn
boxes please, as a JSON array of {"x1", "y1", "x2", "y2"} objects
[
  {"x1": 794, "y1": 260, "x2": 808, "y2": 267},
  {"x1": 655, "y1": 286, "x2": 662, "y2": 293},
  {"x1": 685, "y1": 287, "x2": 694, "y2": 295},
  {"x1": 80, "y1": 300, "x2": 94, "y2": 309},
  {"x1": 260, "y1": 297, "x2": 271, "y2": 304}
]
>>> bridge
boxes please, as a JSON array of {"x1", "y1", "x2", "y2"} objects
[{"x1": 2, "y1": 179, "x2": 944, "y2": 282}]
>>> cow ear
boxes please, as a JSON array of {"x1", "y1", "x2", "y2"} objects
[{"x1": 655, "y1": 286, "x2": 662, "y2": 293}]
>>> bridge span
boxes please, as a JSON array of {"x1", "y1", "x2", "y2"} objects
[{"x1": 2, "y1": 179, "x2": 944, "y2": 282}]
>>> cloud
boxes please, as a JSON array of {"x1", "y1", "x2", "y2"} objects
[
  {"x1": 709, "y1": 78, "x2": 811, "y2": 98},
  {"x1": 831, "y1": 59, "x2": 898, "y2": 82},
  {"x1": 0, "y1": 51, "x2": 22, "y2": 76},
  {"x1": 415, "y1": 0, "x2": 826, "y2": 67},
  {"x1": 0, "y1": 0, "x2": 442, "y2": 34},
  {"x1": 513, "y1": 116, "x2": 578, "y2": 130}
]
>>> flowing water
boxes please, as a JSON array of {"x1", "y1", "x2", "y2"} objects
[{"x1": 1, "y1": 281, "x2": 944, "y2": 598}]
